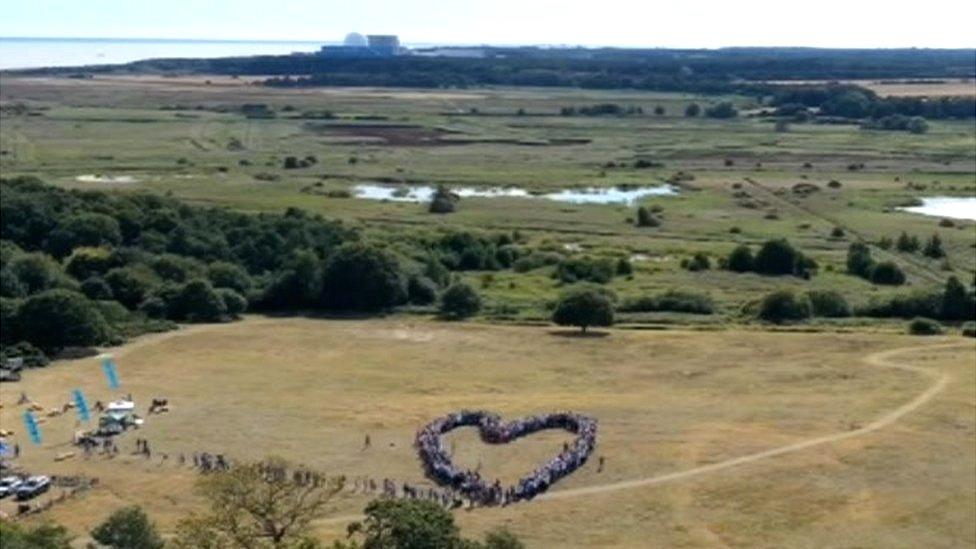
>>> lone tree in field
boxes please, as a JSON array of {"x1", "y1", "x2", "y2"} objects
[
  {"x1": 552, "y1": 287, "x2": 614, "y2": 333},
  {"x1": 170, "y1": 457, "x2": 344, "y2": 549},
  {"x1": 428, "y1": 185, "x2": 459, "y2": 214}
]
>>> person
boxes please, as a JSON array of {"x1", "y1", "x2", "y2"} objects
[
  {"x1": 13, "y1": 443, "x2": 20, "y2": 458},
  {"x1": 598, "y1": 455, "x2": 605, "y2": 473},
  {"x1": 363, "y1": 433, "x2": 371, "y2": 450}
]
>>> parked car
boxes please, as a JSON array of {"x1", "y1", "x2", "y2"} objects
[
  {"x1": 15, "y1": 475, "x2": 50, "y2": 500},
  {"x1": 0, "y1": 476, "x2": 23, "y2": 498}
]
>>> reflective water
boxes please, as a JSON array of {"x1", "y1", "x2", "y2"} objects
[
  {"x1": 353, "y1": 184, "x2": 676, "y2": 205},
  {"x1": 900, "y1": 197, "x2": 976, "y2": 221}
]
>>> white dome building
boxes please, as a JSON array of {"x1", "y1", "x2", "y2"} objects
[{"x1": 343, "y1": 32, "x2": 368, "y2": 47}]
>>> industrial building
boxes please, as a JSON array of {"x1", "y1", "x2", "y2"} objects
[{"x1": 319, "y1": 33, "x2": 402, "y2": 58}]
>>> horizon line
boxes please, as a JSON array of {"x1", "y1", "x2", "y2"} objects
[{"x1": 1, "y1": 36, "x2": 974, "y2": 51}]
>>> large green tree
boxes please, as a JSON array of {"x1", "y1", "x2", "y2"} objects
[
  {"x1": 16, "y1": 289, "x2": 111, "y2": 351},
  {"x1": 91, "y1": 506, "x2": 164, "y2": 549},
  {"x1": 552, "y1": 286, "x2": 615, "y2": 333},
  {"x1": 321, "y1": 243, "x2": 407, "y2": 311}
]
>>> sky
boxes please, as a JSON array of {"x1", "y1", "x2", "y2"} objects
[{"x1": 2, "y1": 0, "x2": 975, "y2": 48}]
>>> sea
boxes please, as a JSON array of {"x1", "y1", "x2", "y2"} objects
[{"x1": 0, "y1": 37, "x2": 329, "y2": 70}]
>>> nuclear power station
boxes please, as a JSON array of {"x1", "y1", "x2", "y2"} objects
[{"x1": 319, "y1": 33, "x2": 402, "y2": 58}]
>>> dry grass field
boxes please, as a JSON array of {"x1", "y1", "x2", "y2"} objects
[{"x1": 1, "y1": 317, "x2": 972, "y2": 547}]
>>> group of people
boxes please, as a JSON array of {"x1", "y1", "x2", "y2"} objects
[{"x1": 414, "y1": 410, "x2": 598, "y2": 506}]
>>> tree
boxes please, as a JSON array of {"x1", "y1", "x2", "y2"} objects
[
  {"x1": 46, "y1": 212, "x2": 122, "y2": 258},
  {"x1": 80, "y1": 276, "x2": 114, "y2": 300},
  {"x1": 170, "y1": 279, "x2": 227, "y2": 322},
  {"x1": 753, "y1": 239, "x2": 805, "y2": 276},
  {"x1": 941, "y1": 276, "x2": 974, "y2": 320},
  {"x1": 684, "y1": 103, "x2": 701, "y2": 117},
  {"x1": 407, "y1": 275, "x2": 438, "y2": 305},
  {"x1": 483, "y1": 528, "x2": 526, "y2": 549},
  {"x1": 704, "y1": 102, "x2": 738, "y2": 119},
  {"x1": 757, "y1": 290, "x2": 812, "y2": 324},
  {"x1": 10, "y1": 252, "x2": 64, "y2": 295},
  {"x1": 439, "y1": 282, "x2": 481, "y2": 319},
  {"x1": 869, "y1": 261, "x2": 906, "y2": 285},
  {"x1": 907, "y1": 117, "x2": 929, "y2": 134},
  {"x1": 349, "y1": 499, "x2": 460, "y2": 549},
  {"x1": 806, "y1": 290, "x2": 852, "y2": 317},
  {"x1": 726, "y1": 244, "x2": 754, "y2": 273},
  {"x1": 91, "y1": 506, "x2": 164, "y2": 549},
  {"x1": 216, "y1": 288, "x2": 248, "y2": 317},
  {"x1": 923, "y1": 233, "x2": 945, "y2": 258},
  {"x1": 170, "y1": 457, "x2": 343, "y2": 549},
  {"x1": 105, "y1": 266, "x2": 159, "y2": 309},
  {"x1": 261, "y1": 250, "x2": 321, "y2": 309},
  {"x1": 208, "y1": 261, "x2": 253, "y2": 293},
  {"x1": 0, "y1": 521, "x2": 73, "y2": 549},
  {"x1": 846, "y1": 242, "x2": 875, "y2": 278},
  {"x1": 16, "y1": 290, "x2": 110, "y2": 351},
  {"x1": 65, "y1": 246, "x2": 114, "y2": 280},
  {"x1": 653, "y1": 105, "x2": 665, "y2": 116},
  {"x1": 552, "y1": 286, "x2": 614, "y2": 333},
  {"x1": 896, "y1": 231, "x2": 919, "y2": 253},
  {"x1": 635, "y1": 206, "x2": 659, "y2": 227},
  {"x1": 321, "y1": 243, "x2": 408, "y2": 311},
  {"x1": 428, "y1": 185, "x2": 458, "y2": 214}
]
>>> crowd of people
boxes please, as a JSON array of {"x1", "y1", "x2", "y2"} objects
[{"x1": 415, "y1": 410, "x2": 598, "y2": 506}]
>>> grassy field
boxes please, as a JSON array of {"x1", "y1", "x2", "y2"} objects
[
  {"x1": 1, "y1": 75, "x2": 974, "y2": 322},
  {"x1": 0, "y1": 317, "x2": 973, "y2": 547}
]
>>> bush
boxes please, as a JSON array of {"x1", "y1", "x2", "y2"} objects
[
  {"x1": 806, "y1": 290, "x2": 852, "y2": 317},
  {"x1": 439, "y1": 282, "x2": 481, "y2": 319},
  {"x1": 857, "y1": 290, "x2": 942, "y2": 319},
  {"x1": 80, "y1": 276, "x2": 114, "y2": 300},
  {"x1": 907, "y1": 317, "x2": 942, "y2": 335},
  {"x1": 684, "y1": 103, "x2": 701, "y2": 117},
  {"x1": 216, "y1": 288, "x2": 247, "y2": 317},
  {"x1": 10, "y1": 252, "x2": 65, "y2": 294},
  {"x1": 620, "y1": 290, "x2": 715, "y2": 314},
  {"x1": 105, "y1": 266, "x2": 159, "y2": 309},
  {"x1": 552, "y1": 286, "x2": 615, "y2": 333},
  {"x1": 428, "y1": 185, "x2": 458, "y2": 214},
  {"x1": 91, "y1": 506, "x2": 164, "y2": 549},
  {"x1": 0, "y1": 297, "x2": 21, "y2": 344},
  {"x1": 726, "y1": 245, "x2": 754, "y2": 273},
  {"x1": 554, "y1": 256, "x2": 615, "y2": 284},
  {"x1": 635, "y1": 206, "x2": 659, "y2": 227},
  {"x1": 941, "y1": 276, "x2": 975, "y2": 320},
  {"x1": 896, "y1": 231, "x2": 920, "y2": 253},
  {"x1": 65, "y1": 246, "x2": 114, "y2": 279},
  {"x1": 869, "y1": 261, "x2": 906, "y2": 285},
  {"x1": 962, "y1": 321, "x2": 976, "y2": 337},
  {"x1": 207, "y1": 261, "x2": 252, "y2": 293},
  {"x1": 170, "y1": 279, "x2": 227, "y2": 322},
  {"x1": 753, "y1": 239, "x2": 811, "y2": 277},
  {"x1": 407, "y1": 275, "x2": 438, "y2": 305},
  {"x1": 16, "y1": 289, "x2": 111, "y2": 351},
  {"x1": 907, "y1": 117, "x2": 929, "y2": 134},
  {"x1": 512, "y1": 252, "x2": 561, "y2": 273},
  {"x1": 704, "y1": 102, "x2": 738, "y2": 119},
  {"x1": 321, "y1": 243, "x2": 408, "y2": 311},
  {"x1": 683, "y1": 253, "x2": 710, "y2": 272},
  {"x1": 846, "y1": 242, "x2": 874, "y2": 278},
  {"x1": 757, "y1": 290, "x2": 812, "y2": 324},
  {"x1": 923, "y1": 233, "x2": 945, "y2": 258}
]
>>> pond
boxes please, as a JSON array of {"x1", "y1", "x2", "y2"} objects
[
  {"x1": 899, "y1": 197, "x2": 976, "y2": 221},
  {"x1": 352, "y1": 184, "x2": 676, "y2": 205}
]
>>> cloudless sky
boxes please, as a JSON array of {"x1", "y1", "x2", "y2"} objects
[{"x1": 2, "y1": 0, "x2": 975, "y2": 48}]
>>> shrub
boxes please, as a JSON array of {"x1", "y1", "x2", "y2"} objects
[
  {"x1": 439, "y1": 282, "x2": 481, "y2": 319},
  {"x1": 1, "y1": 297, "x2": 22, "y2": 344},
  {"x1": 684, "y1": 103, "x2": 701, "y2": 117},
  {"x1": 923, "y1": 233, "x2": 945, "y2": 258},
  {"x1": 941, "y1": 276, "x2": 975, "y2": 320},
  {"x1": 407, "y1": 275, "x2": 438, "y2": 305},
  {"x1": 10, "y1": 252, "x2": 65, "y2": 294},
  {"x1": 554, "y1": 256, "x2": 615, "y2": 284},
  {"x1": 552, "y1": 286, "x2": 615, "y2": 333},
  {"x1": 962, "y1": 321, "x2": 976, "y2": 337},
  {"x1": 170, "y1": 279, "x2": 227, "y2": 322},
  {"x1": 846, "y1": 242, "x2": 874, "y2": 278},
  {"x1": 620, "y1": 290, "x2": 715, "y2": 314},
  {"x1": 80, "y1": 276, "x2": 114, "y2": 301},
  {"x1": 615, "y1": 257, "x2": 633, "y2": 276},
  {"x1": 321, "y1": 243, "x2": 408, "y2": 311},
  {"x1": 907, "y1": 117, "x2": 929, "y2": 134},
  {"x1": 105, "y1": 266, "x2": 159, "y2": 309},
  {"x1": 683, "y1": 253, "x2": 711, "y2": 272},
  {"x1": 207, "y1": 261, "x2": 252, "y2": 293},
  {"x1": 16, "y1": 289, "x2": 111, "y2": 351},
  {"x1": 512, "y1": 252, "x2": 561, "y2": 273},
  {"x1": 753, "y1": 239, "x2": 810, "y2": 276},
  {"x1": 635, "y1": 206, "x2": 659, "y2": 227},
  {"x1": 896, "y1": 231, "x2": 920, "y2": 253},
  {"x1": 758, "y1": 290, "x2": 812, "y2": 323},
  {"x1": 216, "y1": 288, "x2": 247, "y2": 317},
  {"x1": 869, "y1": 261, "x2": 906, "y2": 285},
  {"x1": 907, "y1": 317, "x2": 942, "y2": 335},
  {"x1": 91, "y1": 506, "x2": 164, "y2": 549},
  {"x1": 726, "y1": 245, "x2": 754, "y2": 272},
  {"x1": 65, "y1": 246, "x2": 114, "y2": 279},
  {"x1": 704, "y1": 102, "x2": 738, "y2": 119},
  {"x1": 806, "y1": 290, "x2": 852, "y2": 317},
  {"x1": 428, "y1": 185, "x2": 458, "y2": 214},
  {"x1": 856, "y1": 290, "x2": 942, "y2": 319}
]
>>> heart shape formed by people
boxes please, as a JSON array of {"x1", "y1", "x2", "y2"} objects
[{"x1": 415, "y1": 410, "x2": 597, "y2": 505}]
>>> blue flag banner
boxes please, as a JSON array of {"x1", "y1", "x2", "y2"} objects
[
  {"x1": 23, "y1": 411, "x2": 41, "y2": 445},
  {"x1": 102, "y1": 357, "x2": 120, "y2": 389},
  {"x1": 72, "y1": 389, "x2": 91, "y2": 422}
]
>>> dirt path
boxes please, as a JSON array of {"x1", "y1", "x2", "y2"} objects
[{"x1": 318, "y1": 339, "x2": 966, "y2": 524}]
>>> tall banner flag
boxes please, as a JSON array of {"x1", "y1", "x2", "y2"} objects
[
  {"x1": 102, "y1": 357, "x2": 120, "y2": 389},
  {"x1": 72, "y1": 389, "x2": 91, "y2": 422},
  {"x1": 23, "y1": 410, "x2": 42, "y2": 445}
]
